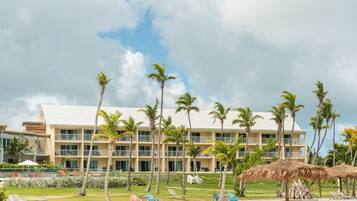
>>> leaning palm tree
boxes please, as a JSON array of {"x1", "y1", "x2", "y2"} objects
[
  {"x1": 187, "y1": 142, "x2": 200, "y2": 177},
  {"x1": 80, "y1": 72, "x2": 111, "y2": 196},
  {"x1": 148, "y1": 63, "x2": 176, "y2": 194},
  {"x1": 205, "y1": 141, "x2": 240, "y2": 201},
  {"x1": 317, "y1": 99, "x2": 333, "y2": 156},
  {"x1": 308, "y1": 115, "x2": 323, "y2": 163},
  {"x1": 138, "y1": 99, "x2": 159, "y2": 192},
  {"x1": 270, "y1": 104, "x2": 286, "y2": 159},
  {"x1": 209, "y1": 102, "x2": 231, "y2": 188},
  {"x1": 121, "y1": 117, "x2": 143, "y2": 191},
  {"x1": 281, "y1": 91, "x2": 304, "y2": 159},
  {"x1": 96, "y1": 110, "x2": 122, "y2": 201},
  {"x1": 232, "y1": 107, "x2": 263, "y2": 157},
  {"x1": 331, "y1": 111, "x2": 340, "y2": 167}
]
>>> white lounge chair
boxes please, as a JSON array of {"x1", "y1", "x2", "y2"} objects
[{"x1": 168, "y1": 188, "x2": 185, "y2": 200}]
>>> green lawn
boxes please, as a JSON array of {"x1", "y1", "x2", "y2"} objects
[{"x1": 4, "y1": 173, "x2": 339, "y2": 201}]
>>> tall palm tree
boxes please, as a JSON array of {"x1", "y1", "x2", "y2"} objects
[
  {"x1": 281, "y1": 91, "x2": 304, "y2": 159},
  {"x1": 163, "y1": 123, "x2": 181, "y2": 175},
  {"x1": 138, "y1": 99, "x2": 159, "y2": 192},
  {"x1": 162, "y1": 116, "x2": 174, "y2": 184},
  {"x1": 187, "y1": 142, "x2": 200, "y2": 176},
  {"x1": 121, "y1": 117, "x2": 143, "y2": 191},
  {"x1": 308, "y1": 115, "x2": 323, "y2": 163},
  {"x1": 232, "y1": 107, "x2": 263, "y2": 157},
  {"x1": 178, "y1": 125, "x2": 188, "y2": 195},
  {"x1": 270, "y1": 104, "x2": 286, "y2": 159},
  {"x1": 96, "y1": 110, "x2": 122, "y2": 201},
  {"x1": 331, "y1": 111, "x2": 340, "y2": 167},
  {"x1": 205, "y1": 141, "x2": 240, "y2": 201},
  {"x1": 317, "y1": 99, "x2": 333, "y2": 156},
  {"x1": 148, "y1": 64, "x2": 176, "y2": 194},
  {"x1": 80, "y1": 72, "x2": 111, "y2": 196},
  {"x1": 209, "y1": 102, "x2": 231, "y2": 188}
]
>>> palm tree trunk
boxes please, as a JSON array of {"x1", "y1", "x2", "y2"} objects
[
  {"x1": 284, "y1": 181, "x2": 289, "y2": 201},
  {"x1": 313, "y1": 128, "x2": 322, "y2": 164},
  {"x1": 187, "y1": 111, "x2": 192, "y2": 174},
  {"x1": 332, "y1": 119, "x2": 336, "y2": 167},
  {"x1": 317, "y1": 120, "x2": 330, "y2": 157},
  {"x1": 155, "y1": 84, "x2": 164, "y2": 194},
  {"x1": 218, "y1": 121, "x2": 224, "y2": 188},
  {"x1": 80, "y1": 88, "x2": 105, "y2": 196},
  {"x1": 339, "y1": 178, "x2": 343, "y2": 192},
  {"x1": 146, "y1": 129, "x2": 155, "y2": 192},
  {"x1": 175, "y1": 145, "x2": 178, "y2": 175},
  {"x1": 277, "y1": 125, "x2": 282, "y2": 159},
  {"x1": 288, "y1": 117, "x2": 295, "y2": 160},
  {"x1": 33, "y1": 136, "x2": 39, "y2": 162},
  {"x1": 353, "y1": 179, "x2": 356, "y2": 197},
  {"x1": 308, "y1": 129, "x2": 318, "y2": 164},
  {"x1": 127, "y1": 137, "x2": 133, "y2": 191},
  {"x1": 245, "y1": 129, "x2": 249, "y2": 157},
  {"x1": 104, "y1": 141, "x2": 113, "y2": 201},
  {"x1": 181, "y1": 135, "x2": 186, "y2": 195},
  {"x1": 166, "y1": 143, "x2": 170, "y2": 185},
  {"x1": 219, "y1": 162, "x2": 228, "y2": 201},
  {"x1": 282, "y1": 117, "x2": 286, "y2": 160},
  {"x1": 193, "y1": 157, "x2": 197, "y2": 177}
]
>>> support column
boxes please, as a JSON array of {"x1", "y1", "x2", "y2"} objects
[
  {"x1": 135, "y1": 130, "x2": 139, "y2": 172},
  {"x1": 80, "y1": 128, "x2": 84, "y2": 172}
]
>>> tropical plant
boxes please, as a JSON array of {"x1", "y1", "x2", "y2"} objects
[
  {"x1": 96, "y1": 110, "x2": 122, "y2": 201},
  {"x1": 331, "y1": 111, "x2": 340, "y2": 166},
  {"x1": 80, "y1": 72, "x2": 111, "y2": 196},
  {"x1": 209, "y1": 102, "x2": 231, "y2": 188},
  {"x1": 179, "y1": 125, "x2": 188, "y2": 195},
  {"x1": 162, "y1": 116, "x2": 174, "y2": 184},
  {"x1": 316, "y1": 99, "x2": 333, "y2": 156},
  {"x1": 205, "y1": 141, "x2": 240, "y2": 201},
  {"x1": 163, "y1": 123, "x2": 182, "y2": 175},
  {"x1": 5, "y1": 136, "x2": 30, "y2": 163},
  {"x1": 232, "y1": 107, "x2": 263, "y2": 157},
  {"x1": 281, "y1": 91, "x2": 304, "y2": 159},
  {"x1": 121, "y1": 116, "x2": 143, "y2": 191},
  {"x1": 270, "y1": 104, "x2": 286, "y2": 159},
  {"x1": 148, "y1": 63, "x2": 176, "y2": 194},
  {"x1": 308, "y1": 115, "x2": 323, "y2": 163},
  {"x1": 138, "y1": 99, "x2": 159, "y2": 192},
  {"x1": 187, "y1": 142, "x2": 200, "y2": 177}
]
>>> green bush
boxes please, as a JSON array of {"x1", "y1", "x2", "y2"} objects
[
  {"x1": 132, "y1": 177, "x2": 146, "y2": 186},
  {"x1": 0, "y1": 189, "x2": 6, "y2": 201},
  {"x1": 4, "y1": 177, "x2": 128, "y2": 188}
]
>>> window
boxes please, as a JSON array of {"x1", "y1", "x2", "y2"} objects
[
  {"x1": 64, "y1": 160, "x2": 78, "y2": 169},
  {"x1": 168, "y1": 161, "x2": 183, "y2": 171},
  {"x1": 138, "y1": 131, "x2": 150, "y2": 142},
  {"x1": 190, "y1": 161, "x2": 201, "y2": 172},
  {"x1": 139, "y1": 161, "x2": 151, "y2": 171},
  {"x1": 115, "y1": 160, "x2": 128, "y2": 171},
  {"x1": 84, "y1": 160, "x2": 98, "y2": 170},
  {"x1": 60, "y1": 129, "x2": 78, "y2": 134}
]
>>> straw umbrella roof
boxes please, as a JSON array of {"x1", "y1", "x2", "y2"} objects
[
  {"x1": 240, "y1": 160, "x2": 328, "y2": 182},
  {"x1": 327, "y1": 164, "x2": 357, "y2": 178}
]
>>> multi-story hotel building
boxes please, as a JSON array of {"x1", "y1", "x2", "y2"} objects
[{"x1": 2, "y1": 104, "x2": 307, "y2": 172}]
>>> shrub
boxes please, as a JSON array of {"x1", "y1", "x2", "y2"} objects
[
  {"x1": 3, "y1": 177, "x2": 128, "y2": 188},
  {"x1": 132, "y1": 177, "x2": 146, "y2": 186},
  {"x1": 0, "y1": 189, "x2": 6, "y2": 201}
]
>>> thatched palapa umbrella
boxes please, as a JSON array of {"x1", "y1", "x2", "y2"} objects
[
  {"x1": 327, "y1": 164, "x2": 357, "y2": 195},
  {"x1": 240, "y1": 160, "x2": 328, "y2": 201}
]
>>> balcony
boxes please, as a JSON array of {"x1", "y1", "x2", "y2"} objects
[
  {"x1": 264, "y1": 152, "x2": 278, "y2": 157},
  {"x1": 55, "y1": 149, "x2": 79, "y2": 156},
  {"x1": 138, "y1": 150, "x2": 151, "y2": 156},
  {"x1": 113, "y1": 150, "x2": 129, "y2": 156},
  {"x1": 215, "y1": 137, "x2": 235, "y2": 143},
  {"x1": 55, "y1": 134, "x2": 80, "y2": 141},
  {"x1": 285, "y1": 151, "x2": 304, "y2": 158},
  {"x1": 191, "y1": 136, "x2": 212, "y2": 143},
  {"x1": 166, "y1": 150, "x2": 183, "y2": 156},
  {"x1": 138, "y1": 135, "x2": 151, "y2": 142},
  {"x1": 261, "y1": 138, "x2": 276, "y2": 144},
  {"x1": 283, "y1": 138, "x2": 304, "y2": 145},
  {"x1": 84, "y1": 150, "x2": 109, "y2": 156}
]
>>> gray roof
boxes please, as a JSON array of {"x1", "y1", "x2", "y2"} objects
[{"x1": 41, "y1": 104, "x2": 304, "y2": 132}]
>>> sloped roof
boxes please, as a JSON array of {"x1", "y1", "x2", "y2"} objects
[{"x1": 40, "y1": 104, "x2": 304, "y2": 132}]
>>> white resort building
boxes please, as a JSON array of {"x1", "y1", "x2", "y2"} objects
[{"x1": 1, "y1": 104, "x2": 307, "y2": 172}]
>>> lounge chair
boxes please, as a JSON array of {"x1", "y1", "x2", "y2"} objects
[
  {"x1": 168, "y1": 188, "x2": 185, "y2": 200},
  {"x1": 227, "y1": 193, "x2": 238, "y2": 201},
  {"x1": 145, "y1": 194, "x2": 159, "y2": 201},
  {"x1": 330, "y1": 191, "x2": 353, "y2": 200},
  {"x1": 212, "y1": 193, "x2": 220, "y2": 201},
  {"x1": 8, "y1": 195, "x2": 24, "y2": 201}
]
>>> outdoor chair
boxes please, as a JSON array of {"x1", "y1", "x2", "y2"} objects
[
  {"x1": 145, "y1": 194, "x2": 159, "y2": 201},
  {"x1": 227, "y1": 193, "x2": 238, "y2": 201},
  {"x1": 8, "y1": 195, "x2": 24, "y2": 201},
  {"x1": 168, "y1": 188, "x2": 185, "y2": 200}
]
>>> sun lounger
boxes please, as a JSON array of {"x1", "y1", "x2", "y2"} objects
[
  {"x1": 227, "y1": 193, "x2": 238, "y2": 201},
  {"x1": 168, "y1": 188, "x2": 185, "y2": 200},
  {"x1": 330, "y1": 191, "x2": 353, "y2": 200},
  {"x1": 8, "y1": 195, "x2": 24, "y2": 201},
  {"x1": 145, "y1": 194, "x2": 159, "y2": 201}
]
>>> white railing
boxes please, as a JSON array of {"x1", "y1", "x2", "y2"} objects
[
  {"x1": 283, "y1": 138, "x2": 304, "y2": 145},
  {"x1": 138, "y1": 150, "x2": 151, "y2": 156},
  {"x1": 55, "y1": 134, "x2": 80, "y2": 141},
  {"x1": 55, "y1": 149, "x2": 79, "y2": 156},
  {"x1": 215, "y1": 137, "x2": 235, "y2": 143},
  {"x1": 191, "y1": 136, "x2": 212, "y2": 143},
  {"x1": 84, "y1": 150, "x2": 109, "y2": 156},
  {"x1": 166, "y1": 150, "x2": 183, "y2": 156}
]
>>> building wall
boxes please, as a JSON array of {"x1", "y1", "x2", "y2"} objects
[{"x1": 48, "y1": 125, "x2": 306, "y2": 172}]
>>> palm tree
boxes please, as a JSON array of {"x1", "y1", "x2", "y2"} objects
[
  {"x1": 187, "y1": 142, "x2": 200, "y2": 176},
  {"x1": 331, "y1": 111, "x2": 340, "y2": 167},
  {"x1": 148, "y1": 63, "x2": 176, "y2": 194},
  {"x1": 205, "y1": 141, "x2": 240, "y2": 201},
  {"x1": 281, "y1": 91, "x2": 304, "y2": 159},
  {"x1": 208, "y1": 102, "x2": 231, "y2": 188},
  {"x1": 162, "y1": 116, "x2": 174, "y2": 184},
  {"x1": 308, "y1": 115, "x2": 323, "y2": 163},
  {"x1": 163, "y1": 123, "x2": 181, "y2": 176},
  {"x1": 121, "y1": 117, "x2": 143, "y2": 191},
  {"x1": 80, "y1": 72, "x2": 111, "y2": 196},
  {"x1": 317, "y1": 99, "x2": 333, "y2": 156},
  {"x1": 178, "y1": 125, "x2": 188, "y2": 195},
  {"x1": 138, "y1": 99, "x2": 159, "y2": 192},
  {"x1": 232, "y1": 107, "x2": 263, "y2": 157},
  {"x1": 270, "y1": 104, "x2": 286, "y2": 159},
  {"x1": 97, "y1": 110, "x2": 122, "y2": 201}
]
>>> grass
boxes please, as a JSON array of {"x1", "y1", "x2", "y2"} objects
[{"x1": 4, "y1": 173, "x2": 339, "y2": 201}]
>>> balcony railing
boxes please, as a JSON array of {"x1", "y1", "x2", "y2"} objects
[
  {"x1": 55, "y1": 149, "x2": 78, "y2": 156},
  {"x1": 84, "y1": 150, "x2": 108, "y2": 156},
  {"x1": 113, "y1": 150, "x2": 129, "y2": 156},
  {"x1": 166, "y1": 150, "x2": 183, "y2": 156},
  {"x1": 138, "y1": 150, "x2": 151, "y2": 156},
  {"x1": 191, "y1": 136, "x2": 212, "y2": 143},
  {"x1": 215, "y1": 137, "x2": 235, "y2": 143},
  {"x1": 283, "y1": 138, "x2": 304, "y2": 145},
  {"x1": 55, "y1": 134, "x2": 80, "y2": 141},
  {"x1": 285, "y1": 151, "x2": 304, "y2": 158},
  {"x1": 264, "y1": 152, "x2": 278, "y2": 157},
  {"x1": 138, "y1": 135, "x2": 151, "y2": 142},
  {"x1": 261, "y1": 138, "x2": 277, "y2": 144}
]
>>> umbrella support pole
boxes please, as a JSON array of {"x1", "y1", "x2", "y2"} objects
[
  {"x1": 284, "y1": 181, "x2": 289, "y2": 201},
  {"x1": 318, "y1": 178, "x2": 322, "y2": 198}
]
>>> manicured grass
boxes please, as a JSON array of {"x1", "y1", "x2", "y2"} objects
[{"x1": 4, "y1": 173, "x2": 339, "y2": 201}]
